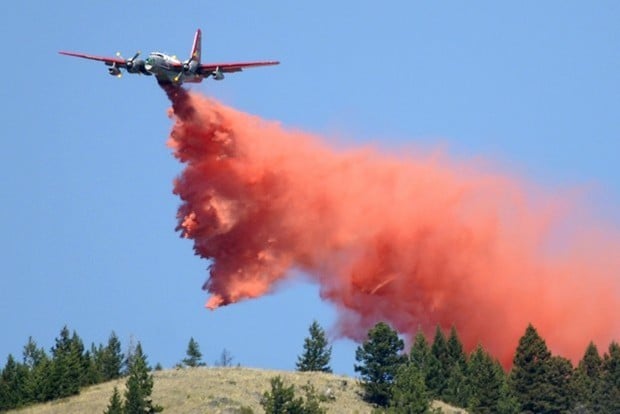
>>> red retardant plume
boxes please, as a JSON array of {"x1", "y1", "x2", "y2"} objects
[{"x1": 164, "y1": 86, "x2": 619, "y2": 366}]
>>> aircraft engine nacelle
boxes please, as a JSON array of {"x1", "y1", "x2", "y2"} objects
[
  {"x1": 184, "y1": 60, "x2": 199, "y2": 74},
  {"x1": 108, "y1": 66, "x2": 121, "y2": 76},
  {"x1": 212, "y1": 68, "x2": 224, "y2": 80},
  {"x1": 126, "y1": 59, "x2": 147, "y2": 74}
]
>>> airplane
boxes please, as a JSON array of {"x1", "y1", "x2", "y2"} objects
[{"x1": 59, "y1": 29, "x2": 279, "y2": 85}]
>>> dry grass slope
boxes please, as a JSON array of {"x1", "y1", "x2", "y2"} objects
[{"x1": 9, "y1": 367, "x2": 467, "y2": 414}]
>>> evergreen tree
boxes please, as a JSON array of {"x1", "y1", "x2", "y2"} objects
[
  {"x1": 570, "y1": 341, "x2": 602, "y2": 412},
  {"x1": 599, "y1": 341, "x2": 620, "y2": 413},
  {"x1": 446, "y1": 326, "x2": 467, "y2": 370},
  {"x1": 104, "y1": 386, "x2": 124, "y2": 414},
  {"x1": 467, "y1": 345, "x2": 508, "y2": 414},
  {"x1": 22, "y1": 337, "x2": 52, "y2": 403},
  {"x1": 260, "y1": 376, "x2": 325, "y2": 414},
  {"x1": 260, "y1": 376, "x2": 304, "y2": 413},
  {"x1": 49, "y1": 326, "x2": 83, "y2": 399},
  {"x1": 443, "y1": 326, "x2": 468, "y2": 406},
  {"x1": 0, "y1": 354, "x2": 29, "y2": 410},
  {"x1": 23, "y1": 336, "x2": 46, "y2": 369},
  {"x1": 444, "y1": 362, "x2": 469, "y2": 408},
  {"x1": 26, "y1": 352, "x2": 52, "y2": 403},
  {"x1": 545, "y1": 356, "x2": 573, "y2": 413},
  {"x1": 182, "y1": 337, "x2": 205, "y2": 368},
  {"x1": 85, "y1": 343, "x2": 104, "y2": 385},
  {"x1": 409, "y1": 329, "x2": 431, "y2": 375},
  {"x1": 354, "y1": 322, "x2": 407, "y2": 407},
  {"x1": 123, "y1": 342, "x2": 162, "y2": 414},
  {"x1": 296, "y1": 321, "x2": 332, "y2": 373},
  {"x1": 510, "y1": 324, "x2": 571, "y2": 414},
  {"x1": 388, "y1": 362, "x2": 430, "y2": 414},
  {"x1": 101, "y1": 332, "x2": 124, "y2": 380},
  {"x1": 426, "y1": 325, "x2": 449, "y2": 398}
]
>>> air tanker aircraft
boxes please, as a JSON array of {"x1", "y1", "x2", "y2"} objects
[{"x1": 59, "y1": 29, "x2": 279, "y2": 85}]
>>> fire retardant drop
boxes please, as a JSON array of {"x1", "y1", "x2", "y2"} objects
[{"x1": 164, "y1": 87, "x2": 620, "y2": 366}]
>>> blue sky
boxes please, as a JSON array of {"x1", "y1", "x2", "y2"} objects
[{"x1": 1, "y1": 1, "x2": 618, "y2": 375}]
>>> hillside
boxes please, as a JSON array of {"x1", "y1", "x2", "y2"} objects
[{"x1": 8, "y1": 367, "x2": 467, "y2": 414}]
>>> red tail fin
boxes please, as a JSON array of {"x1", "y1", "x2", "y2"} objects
[{"x1": 190, "y1": 29, "x2": 201, "y2": 64}]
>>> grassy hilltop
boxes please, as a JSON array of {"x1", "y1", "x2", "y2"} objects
[{"x1": 8, "y1": 367, "x2": 466, "y2": 414}]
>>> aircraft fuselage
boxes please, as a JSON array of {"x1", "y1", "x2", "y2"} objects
[{"x1": 145, "y1": 52, "x2": 203, "y2": 84}]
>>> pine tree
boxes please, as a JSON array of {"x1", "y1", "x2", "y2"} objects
[
  {"x1": 296, "y1": 321, "x2": 332, "y2": 373},
  {"x1": 569, "y1": 341, "x2": 601, "y2": 412},
  {"x1": 260, "y1": 376, "x2": 326, "y2": 414},
  {"x1": 599, "y1": 341, "x2": 620, "y2": 413},
  {"x1": 22, "y1": 336, "x2": 51, "y2": 403},
  {"x1": 388, "y1": 362, "x2": 430, "y2": 414},
  {"x1": 101, "y1": 332, "x2": 124, "y2": 380},
  {"x1": 85, "y1": 343, "x2": 104, "y2": 385},
  {"x1": 444, "y1": 362, "x2": 469, "y2": 408},
  {"x1": 545, "y1": 355, "x2": 573, "y2": 413},
  {"x1": 260, "y1": 376, "x2": 304, "y2": 413},
  {"x1": 467, "y1": 345, "x2": 508, "y2": 414},
  {"x1": 443, "y1": 326, "x2": 469, "y2": 406},
  {"x1": 123, "y1": 342, "x2": 162, "y2": 414},
  {"x1": 0, "y1": 354, "x2": 29, "y2": 410},
  {"x1": 49, "y1": 326, "x2": 83, "y2": 399},
  {"x1": 509, "y1": 324, "x2": 570, "y2": 414},
  {"x1": 354, "y1": 322, "x2": 407, "y2": 407},
  {"x1": 426, "y1": 325, "x2": 449, "y2": 398},
  {"x1": 409, "y1": 329, "x2": 431, "y2": 375},
  {"x1": 104, "y1": 386, "x2": 124, "y2": 414},
  {"x1": 182, "y1": 337, "x2": 205, "y2": 368}
]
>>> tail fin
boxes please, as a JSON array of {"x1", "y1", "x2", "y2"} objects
[{"x1": 189, "y1": 29, "x2": 201, "y2": 64}]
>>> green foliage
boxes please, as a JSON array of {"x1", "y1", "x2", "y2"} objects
[
  {"x1": 510, "y1": 324, "x2": 574, "y2": 414},
  {"x1": 103, "y1": 386, "x2": 124, "y2": 414},
  {"x1": 467, "y1": 345, "x2": 516, "y2": 414},
  {"x1": 101, "y1": 331, "x2": 125, "y2": 380},
  {"x1": 510, "y1": 324, "x2": 551, "y2": 412},
  {"x1": 599, "y1": 341, "x2": 620, "y2": 413},
  {"x1": 49, "y1": 326, "x2": 85, "y2": 399},
  {"x1": 425, "y1": 326, "x2": 449, "y2": 398},
  {"x1": 299, "y1": 382, "x2": 327, "y2": 414},
  {"x1": 260, "y1": 376, "x2": 325, "y2": 414},
  {"x1": 296, "y1": 320, "x2": 332, "y2": 373},
  {"x1": 388, "y1": 362, "x2": 430, "y2": 413},
  {"x1": 22, "y1": 337, "x2": 52, "y2": 403},
  {"x1": 354, "y1": 322, "x2": 407, "y2": 407},
  {"x1": 0, "y1": 354, "x2": 29, "y2": 410},
  {"x1": 570, "y1": 341, "x2": 603, "y2": 412},
  {"x1": 123, "y1": 342, "x2": 163, "y2": 414},
  {"x1": 182, "y1": 337, "x2": 205, "y2": 368},
  {"x1": 444, "y1": 362, "x2": 469, "y2": 408},
  {"x1": 442, "y1": 327, "x2": 469, "y2": 406},
  {"x1": 409, "y1": 329, "x2": 431, "y2": 375}
]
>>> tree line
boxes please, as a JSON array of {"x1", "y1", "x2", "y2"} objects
[
  {"x1": 352, "y1": 322, "x2": 620, "y2": 413},
  {"x1": 0, "y1": 325, "x2": 163, "y2": 413},
  {"x1": 3, "y1": 321, "x2": 620, "y2": 413}
]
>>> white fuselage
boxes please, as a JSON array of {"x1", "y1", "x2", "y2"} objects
[{"x1": 144, "y1": 52, "x2": 202, "y2": 83}]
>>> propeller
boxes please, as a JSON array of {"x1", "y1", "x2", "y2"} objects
[{"x1": 116, "y1": 51, "x2": 145, "y2": 74}]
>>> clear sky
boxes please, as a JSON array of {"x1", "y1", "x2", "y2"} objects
[{"x1": 1, "y1": 1, "x2": 618, "y2": 375}]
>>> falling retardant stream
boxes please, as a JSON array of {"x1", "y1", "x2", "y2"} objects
[{"x1": 162, "y1": 85, "x2": 620, "y2": 366}]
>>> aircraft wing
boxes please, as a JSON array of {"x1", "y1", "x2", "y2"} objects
[
  {"x1": 58, "y1": 51, "x2": 128, "y2": 67},
  {"x1": 199, "y1": 61, "x2": 280, "y2": 74}
]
